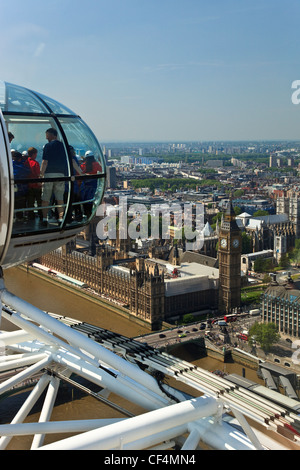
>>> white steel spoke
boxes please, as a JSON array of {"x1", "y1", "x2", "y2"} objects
[
  {"x1": 31, "y1": 375, "x2": 61, "y2": 449},
  {"x1": 0, "y1": 355, "x2": 52, "y2": 395},
  {"x1": 0, "y1": 419, "x2": 124, "y2": 437},
  {"x1": 0, "y1": 374, "x2": 51, "y2": 450},
  {"x1": 0, "y1": 283, "x2": 298, "y2": 451}
]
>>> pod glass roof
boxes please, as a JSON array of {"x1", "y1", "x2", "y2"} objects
[{"x1": 0, "y1": 81, "x2": 76, "y2": 115}]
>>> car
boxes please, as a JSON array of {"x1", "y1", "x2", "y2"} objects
[
  {"x1": 178, "y1": 333, "x2": 186, "y2": 338},
  {"x1": 159, "y1": 333, "x2": 166, "y2": 338},
  {"x1": 192, "y1": 327, "x2": 198, "y2": 332},
  {"x1": 177, "y1": 330, "x2": 183, "y2": 334},
  {"x1": 237, "y1": 333, "x2": 248, "y2": 341},
  {"x1": 199, "y1": 323, "x2": 206, "y2": 330}
]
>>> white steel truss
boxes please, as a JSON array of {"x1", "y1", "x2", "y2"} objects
[{"x1": 0, "y1": 281, "x2": 299, "y2": 451}]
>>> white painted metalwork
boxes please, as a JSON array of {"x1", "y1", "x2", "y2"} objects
[{"x1": 0, "y1": 281, "x2": 299, "y2": 451}]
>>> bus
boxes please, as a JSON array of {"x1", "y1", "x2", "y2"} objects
[
  {"x1": 224, "y1": 314, "x2": 237, "y2": 323},
  {"x1": 249, "y1": 309, "x2": 260, "y2": 316}
]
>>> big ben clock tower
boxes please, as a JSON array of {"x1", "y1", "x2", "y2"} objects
[{"x1": 218, "y1": 199, "x2": 242, "y2": 314}]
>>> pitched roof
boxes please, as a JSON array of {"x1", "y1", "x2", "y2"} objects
[
  {"x1": 181, "y1": 251, "x2": 218, "y2": 268},
  {"x1": 201, "y1": 221, "x2": 214, "y2": 237}
]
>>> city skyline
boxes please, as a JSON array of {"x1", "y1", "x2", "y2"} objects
[{"x1": 1, "y1": 0, "x2": 300, "y2": 142}]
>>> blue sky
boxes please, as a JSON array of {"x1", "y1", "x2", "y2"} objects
[{"x1": 1, "y1": 0, "x2": 300, "y2": 142}]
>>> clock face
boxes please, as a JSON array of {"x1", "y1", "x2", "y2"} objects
[
  {"x1": 221, "y1": 238, "x2": 227, "y2": 248},
  {"x1": 233, "y1": 239, "x2": 239, "y2": 248}
]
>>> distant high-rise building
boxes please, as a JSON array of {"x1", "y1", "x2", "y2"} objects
[
  {"x1": 269, "y1": 154, "x2": 277, "y2": 167},
  {"x1": 107, "y1": 166, "x2": 117, "y2": 189}
]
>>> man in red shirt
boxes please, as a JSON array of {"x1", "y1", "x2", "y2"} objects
[{"x1": 27, "y1": 147, "x2": 43, "y2": 221}]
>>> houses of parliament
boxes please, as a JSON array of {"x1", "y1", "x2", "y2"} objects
[{"x1": 37, "y1": 201, "x2": 242, "y2": 329}]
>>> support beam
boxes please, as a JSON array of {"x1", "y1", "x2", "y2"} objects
[
  {"x1": 0, "y1": 289, "x2": 169, "y2": 401},
  {"x1": 120, "y1": 424, "x2": 187, "y2": 450},
  {"x1": 0, "y1": 374, "x2": 51, "y2": 450},
  {"x1": 2, "y1": 309, "x2": 100, "y2": 369},
  {"x1": 229, "y1": 406, "x2": 265, "y2": 451},
  {"x1": 181, "y1": 428, "x2": 201, "y2": 450},
  {"x1": 51, "y1": 370, "x2": 134, "y2": 417},
  {"x1": 0, "y1": 329, "x2": 33, "y2": 346},
  {"x1": 38, "y1": 396, "x2": 219, "y2": 450},
  {"x1": 52, "y1": 348, "x2": 169, "y2": 410},
  {"x1": 0, "y1": 355, "x2": 52, "y2": 395},
  {"x1": 0, "y1": 352, "x2": 41, "y2": 363},
  {"x1": 31, "y1": 375, "x2": 61, "y2": 449},
  {"x1": 0, "y1": 352, "x2": 49, "y2": 373},
  {"x1": 0, "y1": 419, "x2": 124, "y2": 437}
]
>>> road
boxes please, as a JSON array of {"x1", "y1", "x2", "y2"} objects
[
  {"x1": 136, "y1": 311, "x2": 297, "y2": 362},
  {"x1": 273, "y1": 267, "x2": 300, "y2": 283},
  {"x1": 136, "y1": 322, "x2": 206, "y2": 348},
  {"x1": 136, "y1": 314, "x2": 256, "y2": 349}
]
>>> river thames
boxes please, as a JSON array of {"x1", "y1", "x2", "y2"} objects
[{"x1": 0, "y1": 267, "x2": 264, "y2": 449}]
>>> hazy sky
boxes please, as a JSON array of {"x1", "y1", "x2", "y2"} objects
[{"x1": 1, "y1": 0, "x2": 300, "y2": 142}]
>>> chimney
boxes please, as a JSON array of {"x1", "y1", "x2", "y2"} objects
[{"x1": 270, "y1": 273, "x2": 278, "y2": 285}]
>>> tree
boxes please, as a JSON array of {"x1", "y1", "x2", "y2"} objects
[
  {"x1": 254, "y1": 257, "x2": 275, "y2": 273},
  {"x1": 233, "y1": 189, "x2": 244, "y2": 198},
  {"x1": 253, "y1": 258, "x2": 265, "y2": 272},
  {"x1": 262, "y1": 273, "x2": 271, "y2": 283},
  {"x1": 278, "y1": 254, "x2": 289, "y2": 269},
  {"x1": 182, "y1": 314, "x2": 195, "y2": 324},
  {"x1": 241, "y1": 232, "x2": 251, "y2": 254},
  {"x1": 249, "y1": 322, "x2": 280, "y2": 352},
  {"x1": 212, "y1": 212, "x2": 222, "y2": 224},
  {"x1": 253, "y1": 210, "x2": 269, "y2": 217},
  {"x1": 290, "y1": 245, "x2": 300, "y2": 266}
]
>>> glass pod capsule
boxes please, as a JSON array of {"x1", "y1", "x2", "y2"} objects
[{"x1": 0, "y1": 81, "x2": 106, "y2": 269}]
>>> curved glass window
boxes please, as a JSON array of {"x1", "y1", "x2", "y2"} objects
[
  {"x1": 5, "y1": 115, "x2": 63, "y2": 164},
  {"x1": 1, "y1": 81, "x2": 106, "y2": 237},
  {"x1": 34, "y1": 91, "x2": 77, "y2": 115},
  {"x1": 2, "y1": 82, "x2": 50, "y2": 114},
  {"x1": 0, "y1": 80, "x2": 6, "y2": 111},
  {"x1": 59, "y1": 117, "x2": 105, "y2": 226}
]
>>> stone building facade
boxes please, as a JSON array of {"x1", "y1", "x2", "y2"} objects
[
  {"x1": 276, "y1": 191, "x2": 300, "y2": 238},
  {"x1": 38, "y1": 243, "x2": 218, "y2": 329},
  {"x1": 261, "y1": 275, "x2": 300, "y2": 339}
]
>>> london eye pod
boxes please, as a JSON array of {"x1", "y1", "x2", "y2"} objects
[{"x1": 0, "y1": 80, "x2": 106, "y2": 269}]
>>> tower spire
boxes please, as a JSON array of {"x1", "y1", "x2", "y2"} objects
[
  {"x1": 221, "y1": 197, "x2": 239, "y2": 231},
  {"x1": 218, "y1": 194, "x2": 241, "y2": 314}
]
